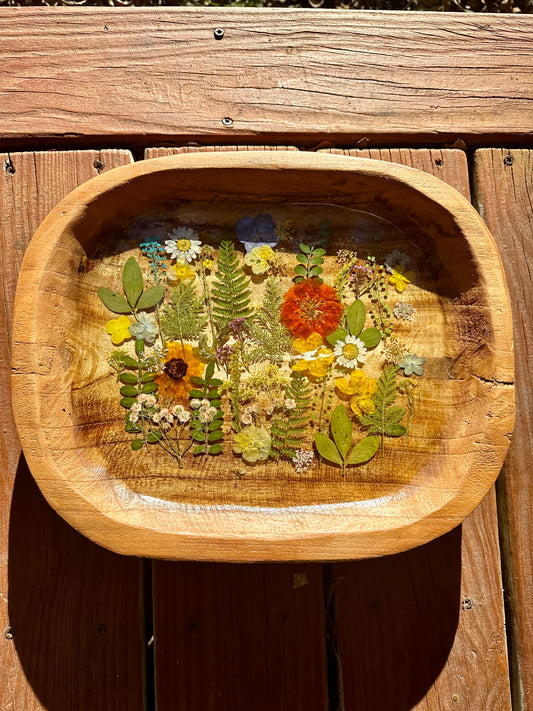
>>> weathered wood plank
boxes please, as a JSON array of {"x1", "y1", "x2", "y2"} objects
[
  {"x1": 152, "y1": 562, "x2": 328, "y2": 711},
  {"x1": 0, "y1": 9, "x2": 532, "y2": 146},
  {"x1": 148, "y1": 144, "x2": 328, "y2": 710},
  {"x1": 0, "y1": 150, "x2": 145, "y2": 711},
  {"x1": 474, "y1": 148, "x2": 533, "y2": 711},
  {"x1": 323, "y1": 147, "x2": 511, "y2": 711}
]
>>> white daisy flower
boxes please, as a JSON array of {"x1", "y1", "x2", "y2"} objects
[
  {"x1": 334, "y1": 335, "x2": 367, "y2": 368},
  {"x1": 383, "y1": 249, "x2": 411, "y2": 275},
  {"x1": 165, "y1": 227, "x2": 202, "y2": 263}
]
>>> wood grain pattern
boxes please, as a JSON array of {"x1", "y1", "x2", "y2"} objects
[
  {"x1": 324, "y1": 147, "x2": 511, "y2": 711},
  {"x1": 0, "y1": 150, "x2": 145, "y2": 711},
  {"x1": 148, "y1": 145, "x2": 328, "y2": 711},
  {"x1": 0, "y1": 9, "x2": 533, "y2": 146},
  {"x1": 474, "y1": 148, "x2": 533, "y2": 711},
  {"x1": 10, "y1": 150, "x2": 515, "y2": 560}
]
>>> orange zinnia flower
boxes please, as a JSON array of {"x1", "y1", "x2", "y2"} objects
[
  {"x1": 154, "y1": 342, "x2": 205, "y2": 404},
  {"x1": 281, "y1": 278, "x2": 343, "y2": 339}
]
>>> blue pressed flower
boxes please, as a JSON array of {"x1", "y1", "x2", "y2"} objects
[
  {"x1": 140, "y1": 237, "x2": 166, "y2": 282},
  {"x1": 235, "y1": 214, "x2": 278, "y2": 253},
  {"x1": 400, "y1": 353, "x2": 425, "y2": 377}
]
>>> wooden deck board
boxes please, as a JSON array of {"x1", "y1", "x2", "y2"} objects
[
  {"x1": 0, "y1": 150, "x2": 145, "y2": 711},
  {"x1": 474, "y1": 148, "x2": 533, "y2": 711},
  {"x1": 0, "y1": 9, "x2": 533, "y2": 147}
]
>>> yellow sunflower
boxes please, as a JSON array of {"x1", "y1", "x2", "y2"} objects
[{"x1": 154, "y1": 342, "x2": 205, "y2": 403}]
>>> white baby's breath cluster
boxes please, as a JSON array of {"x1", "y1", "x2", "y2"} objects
[
  {"x1": 292, "y1": 449, "x2": 315, "y2": 474},
  {"x1": 393, "y1": 301, "x2": 417, "y2": 322},
  {"x1": 192, "y1": 398, "x2": 218, "y2": 424}
]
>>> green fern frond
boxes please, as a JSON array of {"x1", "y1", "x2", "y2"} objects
[
  {"x1": 211, "y1": 241, "x2": 252, "y2": 332},
  {"x1": 160, "y1": 283, "x2": 207, "y2": 343},
  {"x1": 359, "y1": 365, "x2": 407, "y2": 441},
  {"x1": 270, "y1": 374, "x2": 313, "y2": 460},
  {"x1": 249, "y1": 277, "x2": 292, "y2": 364}
]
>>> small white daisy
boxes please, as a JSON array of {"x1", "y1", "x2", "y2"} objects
[
  {"x1": 334, "y1": 335, "x2": 367, "y2": 368},
  {"x1": 383, "y1": 249, "x2": 411, "y2": 275},
  {"x1": 165, "y1": 227, "x2": 202, "y2": 263}
]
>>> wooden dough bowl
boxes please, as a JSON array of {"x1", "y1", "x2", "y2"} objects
[{"x1": 11, "y1": 152, "x2": 514, "y2": 561}]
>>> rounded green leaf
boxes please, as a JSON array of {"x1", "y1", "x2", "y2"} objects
[
  {"x1": 209, "y1": 399, "x2": 222, "y2": 408},
  {"x1": 136, "y1": 285, "x2": 165, "y2": 311},
  {"x1": 310, "y1": 266, "x2": 323, "y2": 276},
  {"x1": 299, "y1": 243, "x2": 311, "y2": 254},
  {"x1": 142, "y1": 373, "x2": 155, "y2": 382},
  {"x1": 122, "y1": 257, "x2": 144, "y2": 308},
  {"x1": 120, "y1": 397, "x2": 136, "y2": 408},
  {"x1": 142, "y1": 382, "x2": 158, "y2": 394},
  {"x1": 346, "y1": 436, "x2": 380, "y2": 465},
  {"x1": 119, "y1": 372, "x2": 138, "y2": 384},
  {"x1": 346, "y1": 300, "x2": 366, "y2": 337},
  {"x1": 120, "y1": 385, "x2": 138, "y2": 397},
  {"x1": 210, "y1": 378, "x2": 223, "y2": 387},
  {"x1": 294, "y1": 265, "x2": 307, "y2": 277},
  {"x1": 311, "y1": 256, "x2": 324, "y2": 266},
  {"x1": 189, "y1": 376, "x2": 204, "y2": 386},
  {"x1": 385, "y1": 424, "x2": 407, "y2": 437},
  {"x1": 314, "y1": 432, "x2": 342, "y2": 465},
  {"x1": 205, "y1": 362, "x2": 215, "y2": 380},
  {"x1": 330, "y1": 404, "x2": 352, "y2": 460},
  {"x1": 313, "y1": 248, "x2": 326, "y2": 257},
  {"x1": 189, "y1": 389, "x2": 205, "y2": 399},
  {"x1": 326, "y1": 328, "x2": 347, "y2": 347},
  {"x1": 359, "y1": 327, "x2": 381, "y2": 348},
  {"x1": 209, "y1": 444, "x2": 223, "y2": 455},
  {"x1": 193, "y1": 445, "x2": 207, "y2": 455},
  {"x1": 208, "y1": 419, "x2": 224, "y2": 431},
  {"x1": 125, "y1": 421, "x2": 142, "y2": 434},
  {"x1": 208, "y1": 430, "x2": 224, "y2": 442},
  {"x1": 131, "y1": 439, "x2": 143, "y2": 451},
  {"x1": 98, "y1": 287, "x2": 131, "y2": 314},
  {"x1": 122, "y1": 355, "x2": 138, "y2": 368},
  {"x1": 135, "y1": 339, "x2": 145, "y2": 357},
  {"x1": 147, "y1": 431, "x2": 163, "y2": 443},
  {"x1": 191, "y1": 432, "x2": 206, "y2": 442},
  {"x1": 296, "y1": 253, "x2": 308, "y2": 264},
  {"x1": 206, "y1": 389, "x2": 220, "y2": 399}
]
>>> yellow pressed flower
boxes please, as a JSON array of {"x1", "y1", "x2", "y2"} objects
[
  {"x1": 389, "y1": 265, "x2": 415, "y2": 293},
  {"x1": 335, "y1": 370, "x2": 377, "y2": 418},
  {"x1": 291, "y1": 332, "x2": 334, "y2": 380},
  {"x1": 105, "y1": 315, "x2": 131, "y2": 345},
  {"x1": 168, "y1": 259, "x2": 196, "y2": 284},
  {"x1": 202, "y1": 258, "x2": 213, "y2": 270},
  {"x1": 244, "y1": 245, "x2": 275, "y2": 275}
]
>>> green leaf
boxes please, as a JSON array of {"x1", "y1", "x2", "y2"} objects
[
  {"x1": 191, "y1": 431, "x2": 205, "y2": 442},
  {"x1": 299, "y1": 243, "x2": 311, "y2": 254},
  {"x1": 294, "y1": 265, "x2": 307, "y2": 277},
  {"x1": 125, "y1": 421, "x2": 142, "y2": 434},
  {"x1": 135, "y1": 339, "x2": 145, "y2": 357},
  {"x1": 346, "y1": 300, "x2": 366, "y2": 336},
  {"x1": 210, "y1": 378, "x2": 223, "y2": 387},
  {"x1": 209, "y1": 444, "x2": 223, "y2": 454},
  {"x1": 142, "y1": 382, "x2": 158, "y2": 394},
  {"x1": 98, "y1": 287, "x2": 131, "y2": 314},
  {"x1": 205, "y1": 362, "x2": 215, "y2": 380},
  {"x1": 385, "y1": 424, "x2": 407, "y2": 437},
  {"x1": 314, "y1": 432, "x2": 342, "y2": 465},
  {"x1": 294, "y1": 276, "x2": 303, "y2": 283},
  {"x1": 122, "y1": 355, "x2": 138, "y2": 368},
  {"x1": 311, "y1": 256, "x2": 324, "y2": 266},
  {"x1": 147, "y1": 431, "x2": 163, "y2": 443},
  {"x1": 136, "y1": 285, "x2": 165, "y2": 311},
  {"x1": 330, "y1": 405, "x2": 352, "y2": 460},
  {"x1": 122, "y1": 257, "x2": 144, "y2": 308},
  {"x1": 193, "y1": 445, "x2": 207, "y2": 455},
  {"x1": 131, "y1": 439, "x2": 143, "y2": 451},
  {"x1": 120, "y1": 397, "x2": 136, "y2": 408},
  {"x1": 189, "y1": 389, "x2": 205, "y2": 399},
  {"x1": 310, "y1": 266, "x2": 323, "y2": 276},
  {"x1": 206, "y1": 389, "x2": 220, "y2": 399},
  {"x1": 210, "y1": 399, "x2": 222, "y2": 408},
  {"x1": 189, "y1": 376, "x2": 204, "y2": 386},
  {"x1": 119, "y1": 372, "x2": 137, "y2": 384},
  {"x1": 313, "y1": 248, "x2": 326, "y2": 257},
  {"x1": 296, "y1": 253, "x2": 308, "y2": 264},
  {"x1": 359, "y1": 328, "x2": 381, "y2": 348},
  {"x1": 208, "y1": 419, "x2": 224, "y2": 431},
  {"x1": 120, "y1": 385, "x2": 138, "y2": 397},
  {"x1": 347, "y1": 436, "x2": 380, "y2": 464},
  {"x1": 326, "y1": 328, "x2": 347, "y2": 347},
  {"x1": 142, "y1": 373, "x2": 155, "y2": 382},
  {"x1": 208, "y1": 430, "x2": 224, "y2": 442}
]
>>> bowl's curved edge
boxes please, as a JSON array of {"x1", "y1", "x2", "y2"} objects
[{"x1": 11, "y1": 150, "x2": 515, "y2": 561}]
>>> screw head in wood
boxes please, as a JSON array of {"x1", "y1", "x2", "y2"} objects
[
  {"x1": 503, "y1": 154, "x2": 514, "y2": 166},
  {"x1": 222, "y1": 117, "x2": 233, "y2": 127},
  {"x1": 214, "y1": 28, "x2": 225, "y2": 40}
]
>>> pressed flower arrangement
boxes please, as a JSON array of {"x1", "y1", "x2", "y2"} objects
[
  {"x1": 96, "y1": 206, "x2": 429, "y2": 480},
  {"x1": 12, "y1": 152, "x2": 514, "y2": 561}
]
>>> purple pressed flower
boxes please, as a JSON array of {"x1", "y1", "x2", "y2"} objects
[
  {"x1": 235, "y1": 214, "x2": 278, "y2": 253},
  {"x1": 215, "y1": 343, "x2": 235, "y2": 365},
  {"x1": 228, "y1": 317, "x2": 249, "y2": 337}
]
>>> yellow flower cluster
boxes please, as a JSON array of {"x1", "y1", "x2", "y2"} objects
[
  {"x1": 389, "y1": 264, "x2": 414, "y2": 293},
  {"x1": 168, "y1": 259, "x2": 196, "y2": 284},
  {"x1": 336, "y1": 370, "x2": 377, "y2": 417},
  {"x1": 291, "y1": 332, "x2": 334, "y2": 380},
  {"x1": 106, "y1": 316, "x2": 131, "y2": 345},
  {"x1": 244, "y1": 245, "x2": 275, "y2": 275}
]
